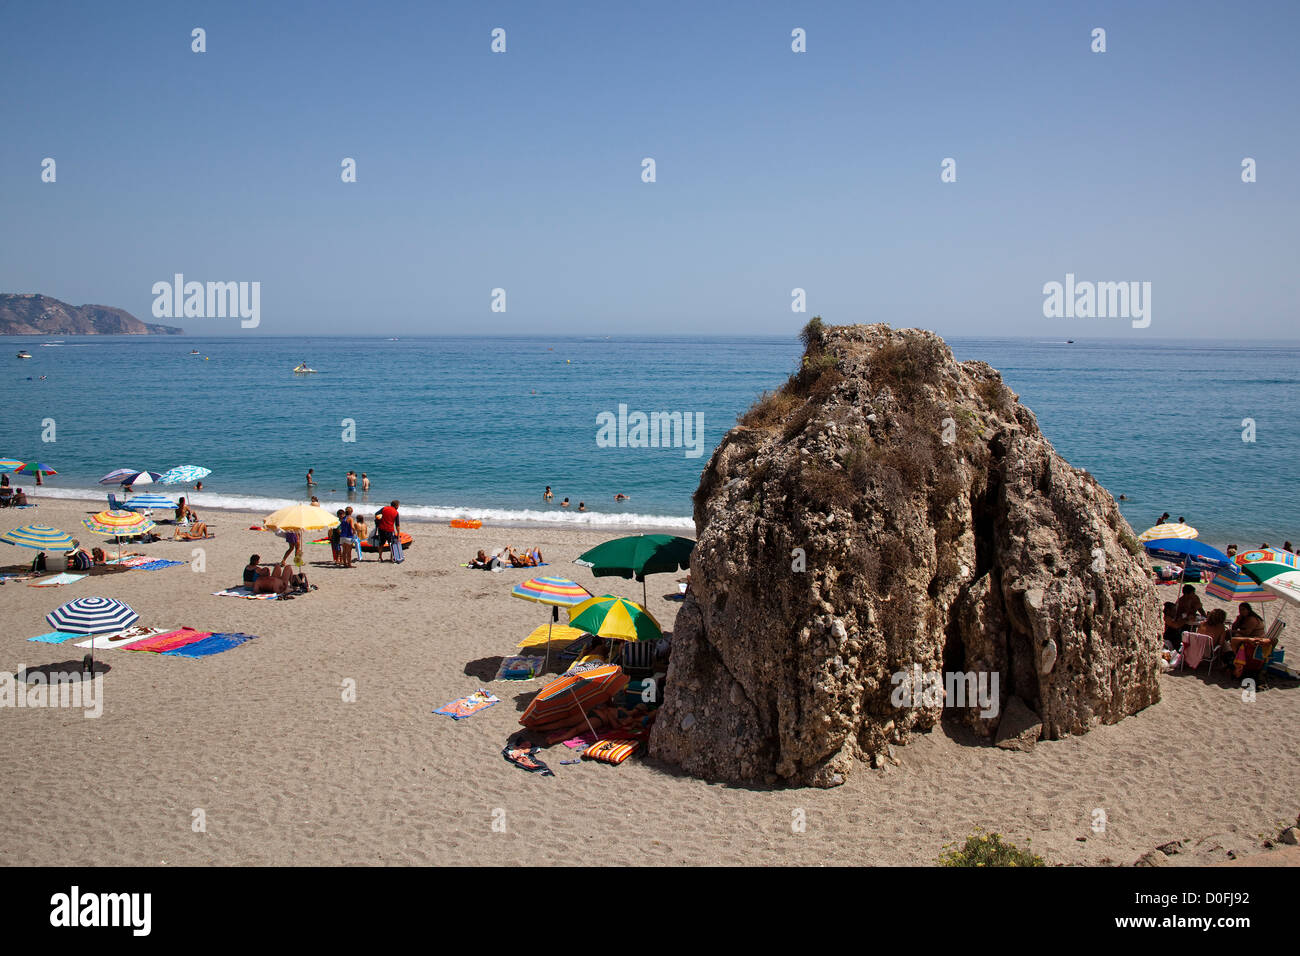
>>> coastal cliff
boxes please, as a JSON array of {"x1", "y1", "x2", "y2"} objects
[
  {"x1": 650, "y1": 321, "x2": 1161, "y2": 787},
  {"x1": 0, "y1": 293, "x2": 182, "y2": 335}
]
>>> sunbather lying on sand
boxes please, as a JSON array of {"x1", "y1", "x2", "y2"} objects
[{"x1": 506, "y1": 547, "x2": 543, "y2": 567}]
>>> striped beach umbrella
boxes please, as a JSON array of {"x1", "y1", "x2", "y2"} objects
[
  {"x1": 1, "y1": 524, "x2": 76, "y2": 551},
  {"x1": 82, "y1": 509, "x2": 156, "y2": 561},
  {"x1": 0, "y1": 459, "x2": 23, "y2": 473},
  {"x1": 98, "y1": 468, "x2": 139, "y2": 485},
  {"x1": 13, "y1": 461, "x2": 56, "y2": 476},
  {"x1": 512, "y1": 576, "x2": 593, "y2": 607},
  {"x1": 1205, "y1": 563, "x2": 1276, "y2": 603},
  {"x1": 1137, "y1": 522, "x2": 1197, "y2": 543},
  {"x1": 519, "y1": 663, "x2": 629, "y2": 733},
  {"x1": 158, "y1": 465, "x2": 211, "y2": 485},
  {"x1": 568, "y1": 595, "x2": 663, "y2": 643},
  {"x1": 124, "y1": 494, "x2": 177, "y2": 511},
  {"x1": 46, "y1": 596, "x2": 139, "y2": 673},
  {"x1": 511, "y1": 576, "x2": 594, "y2": 671},
  {"x1": 1236, "y1": 548, "x2": 1300, "y2": 584}
]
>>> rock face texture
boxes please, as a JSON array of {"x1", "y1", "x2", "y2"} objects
[
  {"x1": 0, "y1": 293, "x2": 181, "y2": 335},
  {"x1": 650, "y1": 322, "x2": 1160, "y2": 787}
]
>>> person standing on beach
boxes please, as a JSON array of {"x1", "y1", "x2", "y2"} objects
[
  {"x1": 306, "y1": 469, "x2": 316, "y2": 487},
  {"x1": 376, "y1": 500, "x2": 400, "y2": 562}
]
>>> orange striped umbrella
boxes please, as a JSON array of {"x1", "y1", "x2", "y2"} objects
[{"x1": 519, "y1": 664, "x2": 628, "y2": 732}]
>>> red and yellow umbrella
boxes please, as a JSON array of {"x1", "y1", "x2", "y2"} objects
[{"x1": 519, "y1": 664, "x2": 628, "y2": 732}]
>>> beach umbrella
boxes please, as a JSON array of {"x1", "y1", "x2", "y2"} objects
[
  {"x1": 511, "y1": 576, "x2": 594, "y2": 672},
  {"x1": 517, "y1": 623, "x2": 587, "y2": 653},
  {"x1": 13, "y1": 462, "x2": 56, "y2": 477},
  {"x1": 568, "y1": 595, "x2": 663, "y2": 643},
  {"x1": 519, "y1": 663, "x2": 629, "y2": 735},
  {"x1": 98, "y1": 468, "x2": 139, "y2": 485},
  {"x1": 1, "y1": 524, "x2": 76, "y2": 551},
  {"x1": 1142, "y1": 538, "x2": 1233, "y2": 572},
  {"x1": 81, "y1": 509, "x2": 155, "y2": 561},
  {"x1": 1137, "y1": 522, "x2": 1197, "y2": 543},
  {"x1": 46, "y1": 595, "x2": 138, "y2": 673},
  {"x1": 1205, "y1": 563, "x2": 1277, "y2": 603},
  {"x1": 0, "y1": 459, "x2": 23, "y2": 473},
  {"x1": 158, "y1": 465, "x2": 211, "y2": 485},
  {"x1": 1235, "y1": 548, "x2": 1300, "y2": 583},
  {"x1": 123, "y1": 494, "x2": 177, "y2": 512},
  {"x1": 1261, "y1": 571, "x2": 1300, "y2": 605},
  {"x1": 263, "y1": 503, "x2": 339, "y2": 532},
  {"x1": 118, "y1": 470, "x2": 161, "y2": 487},
  {"x1": 573, "y1": 533, "x2": 695, "y2": 605}
]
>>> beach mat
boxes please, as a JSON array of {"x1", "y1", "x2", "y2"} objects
[
  {"x1": 27, "y1": 630, "x2": 83, "y2": 645},
  {"x1": 582, "y1": 738, "x2": 641, "y2": 765},
  {"x1": 132, "y1": 559, "x2": 187, "y2": 571},
  {"x1": 213, "y1": 586, "x2": 277, "y2": 600},
  {"x1": 162, "y1": 632, "x2": 257, "y2": 658},
  {"x1": 27, "y1": 572, "x2": 86, "y2": 587},
  {"x1": 494, "y1": 655, "x2": 545, "y2": 680},
  {"x1": 73, "y1": 626, "x2": 167, "y2": 650},
  {"x1": 433, "y1": 689, "x2": 499, "y2": 720},
  {"x1": 126, "y1": 628, "x2": 212, "y2": 653}
]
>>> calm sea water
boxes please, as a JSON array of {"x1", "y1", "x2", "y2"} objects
[{"x1": 2, "y1": 334, "x2": 1297, "y2": 544}]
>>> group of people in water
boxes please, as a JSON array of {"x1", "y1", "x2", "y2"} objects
[{"x1": 542, "y1": 486, "x2": 629, "y2": 512}]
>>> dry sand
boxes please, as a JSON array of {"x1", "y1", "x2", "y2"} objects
[{"x1": 1, "y1": 496, "x2": 1298, "y2": 866}]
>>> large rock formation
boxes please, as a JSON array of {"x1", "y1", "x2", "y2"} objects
[
  {"x1": 0, "y1": 293, "x2": 181, "y2": 335},
  {"x1": 650, "y1": 322, "x2": 1160, "y2": 787}
]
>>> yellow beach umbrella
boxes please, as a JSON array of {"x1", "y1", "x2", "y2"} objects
[
  {"x1": 1137, "y1": 522, "x2": 1197, "y2": 543},
  {"x1": 517, "y1": 623, "x2": 587, "y2": 652},
  {"x1": 263, "y1": 503, "x2": 339, "y2": 532},
  {"x1": 568, "y1": 595, "x2": 662, "y2": 643}
]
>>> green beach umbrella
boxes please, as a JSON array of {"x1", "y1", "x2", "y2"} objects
[{"x1": 573, "y1": 533, "x2": 694, "y2": 606}]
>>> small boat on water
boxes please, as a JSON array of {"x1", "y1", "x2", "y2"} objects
[
  {"x1": 16, "y1": 350, "x2": 32, "y2": 359},
  {"x1": 293, "y1": 363, "x2": 318, "y2": 374},
  {"x1": 190, "y1": 349, "x2": 201, "y2": 355}
]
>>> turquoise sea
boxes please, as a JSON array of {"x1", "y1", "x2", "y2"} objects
[{"x1": 2, "y1": 334, "x2": 1297, "y2": 545}]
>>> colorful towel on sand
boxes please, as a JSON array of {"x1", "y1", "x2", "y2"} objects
[
  {"x1": 162, "y1": 632, "x2": 257, "y2": 658},
  {"x1": 27, "y1": 630, "x2": 82, "y2": 644},
  {"x1": 27, "y1": 572, "x2": 87, "y2": 587},
  {"x1": 582, "y1": 738, "x2": 641, "y2": 765},
  {"x1": 127, "y1": 628, "x2": 212, "y2": 653},
  {"x1": 73, "y1": 626, "x2": 167, "y2": 650},
  {"x1": 434, "y1": 689, "x2": 499, "y2": 720},
  {"x1": 213, "y1": 587, "x2": 277, "y2": 600},
  {"x1": 132, "y1": 559, "x2": 186, "y2": 571},
  {"x1": 502, "y1": 745, "x2": 554, "y2": 776},
  {"x1": 562, "y1": 731, "x2": 599, "y2": 749},
  {"x1": 107, "y1": 555, "x2": 152, "y2": 567},
  {"x1": 494, "y1": 655, "x2": 546, "y2": 680}
]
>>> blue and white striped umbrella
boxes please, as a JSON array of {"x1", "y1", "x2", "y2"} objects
[
  {"x1": 1, "y1": 524, "x2": 76, "y2": 550},
  {"x1": 159, "y1": 465, "x2": 211, "y2": 485},
  {"x1": 46, "y1": 596, "x2": 139, "y2": 635},
  {"x1": 124, "y1": 494, "x2": 177, "y2": 511}
]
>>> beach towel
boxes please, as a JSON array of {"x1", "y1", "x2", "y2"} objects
[
  {"x1": 390, "y1": 534, "x2": 404, "y2": 563},
  {"x1": 561, "y1": 731, "x2": 599, "y2": 749},
  {"x1": 502, "y1": 745, "x2": 554, "y2": 776},
  {"x1": 162, "y1": 632, "x2": 257, "y2": 658},
  {"x1": 582, "y1": 738, "x2": 641, "y2": 765},
  {"x1": 433, "y1": 689, "x2": 499, "y2": 720},
  {"x1": 132, "y1": 559, "x2": 186, "y2": 571},
  {"x1": 73, "y1": 626, "x2": 167, "y2": 650},
  {"x1": 126, "y1": 628, "x2": 212, "y2": 653},
  {"x1": 212, "y1": 587, "x2": 277, "y2": 600},
  {"x1": 1180, "y1": 632, "x2": 1213, "y2": 670},
  {"x1": 27, "y1": 630, "x2": 82, "y2": 645},
  {"x1": 27, "y1": 572, "x2": 86, "y2": 587},
  {"x1": 494, "y1": 655, "x2": 545, "y2": 681}
]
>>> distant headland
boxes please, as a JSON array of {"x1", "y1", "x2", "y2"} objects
[{"x1": 0, "y1": 293, "x2": 183, "y2": 335}]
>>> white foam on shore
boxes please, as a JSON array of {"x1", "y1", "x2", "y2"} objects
[{"x1": 32, "y1": 485, "x2": 694, "y2": 531}]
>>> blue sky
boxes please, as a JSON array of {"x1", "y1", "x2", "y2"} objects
[{"x1": 1, "y1": 0, "x2": 1296, "y2": 337}]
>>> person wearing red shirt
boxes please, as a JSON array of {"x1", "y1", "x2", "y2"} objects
[{"x1": 376, "y1": 500, "x2": 400, "y2": 562}]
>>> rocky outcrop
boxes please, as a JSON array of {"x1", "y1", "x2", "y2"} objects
[
  {"x1": 0, "y1": 293, "x2": 181, "y2": 335},
  {"x1": 650, "y1": 322, "x2": 1160, "y2": 787}
]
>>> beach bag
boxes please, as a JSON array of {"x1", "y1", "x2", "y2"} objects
[
  {"x1": 31, "y1": 552, "x2": 47, "y2": 573},
  {"x1": 390, "y1": 533, "x2": 404, "y2": 563}
]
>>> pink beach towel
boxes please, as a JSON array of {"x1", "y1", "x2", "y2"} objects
[
  {"x1": 1181, "y1": 632, "x2": 1213, "y2": 669},
  {"x1": 127, "y1": 628, "x2": 213, "y2": 653}
]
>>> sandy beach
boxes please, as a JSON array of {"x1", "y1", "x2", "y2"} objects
[{"x1": 1, "y1": 495, "x2": 1297, "y2": 867}]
